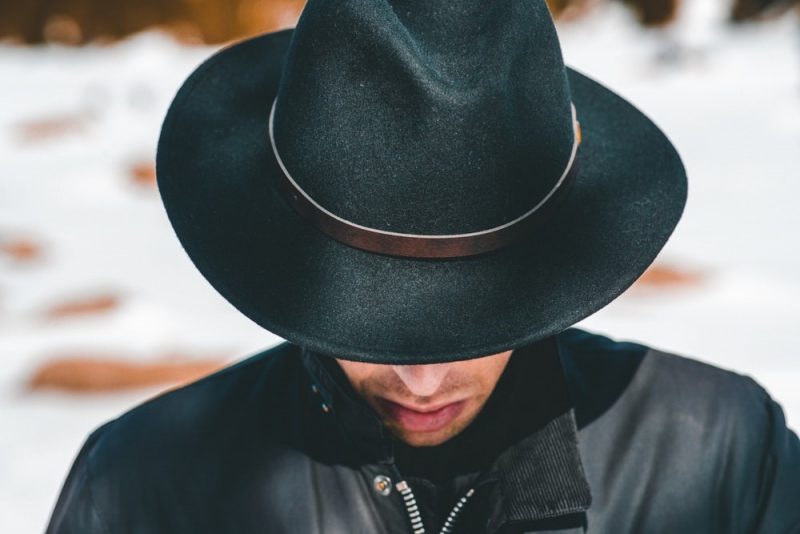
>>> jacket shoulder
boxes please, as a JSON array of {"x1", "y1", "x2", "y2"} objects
[
  {"x1": 46, "y1": 342, "x2": 306, "y2": 533},
  {"x1": 558, "y1": 327, "x2": 771, "y2": 428},
  {"x1": 103, "y1": 340, "x2": 302, "y2": 449},
  {"x1": 561, "y1": 328, "x2": 800, "y2": 532},
  {"x1": 99, "y1": 341, "x2": 301, "y2": 439}
]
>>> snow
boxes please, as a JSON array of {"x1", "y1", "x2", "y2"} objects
[
  {"x1": 1, "y1": 3, "x2": 798, "y2": 531},
  {"x1": 559, "y1": 3, "x2": 800, "y2": 420}
]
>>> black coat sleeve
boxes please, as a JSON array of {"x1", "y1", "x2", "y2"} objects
[
  {"x1": 751, "y1": 386, "x2": 800, "y2": 533},
  {"x1": 45, "y1": 424, "x2": 111, "y2": 534}
]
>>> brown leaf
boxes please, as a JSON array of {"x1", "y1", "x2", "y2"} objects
[
  {"x1": 129, "y1": 160, "x2": 156, "y2": 188},
  {"x1": 0, "y1": 238, "x2": 44, "y2": 262},
  {"x1": 634, "y1": 263, "x2": 705, "y2": 288},
  {"x1": 15, "y1": 114, "x2": 85, "y2": 143},
  {"x1": 43, "y1": 293, "x2": 120, "y2": 320},
  {"x1": 27, "y1": 353, "x2": 228, "y2": 393}
]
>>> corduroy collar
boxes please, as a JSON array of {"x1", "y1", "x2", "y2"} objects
[{"x1": 300, "y1": 334, "x2": 592, "y2": 531}]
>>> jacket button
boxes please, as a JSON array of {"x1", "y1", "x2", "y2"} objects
[{"x1": 373, "y1": 475, "x2": 392, "y2": 496}]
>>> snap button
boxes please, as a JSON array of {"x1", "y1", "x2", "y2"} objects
[{"x1": 373, "y1": 475, "x2": 392, "y2": 496}]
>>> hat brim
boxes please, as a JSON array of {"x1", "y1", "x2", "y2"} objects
[{"x1": 156, "y1": 29, "x2": 687, "y2": 364}]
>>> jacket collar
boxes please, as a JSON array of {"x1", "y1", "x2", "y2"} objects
[{"x1": 299, "y1": 334, "x2": 592, "y2": 530}]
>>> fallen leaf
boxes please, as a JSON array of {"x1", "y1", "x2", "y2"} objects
[
  {"x1": 0, "y1": 238, "x2": 44, "y2": 262},
  {"x1": 15, "y1": 114, "x2": 86, "y2": 144},
  {"x1": 634, "y1": 263, "x2": 705, "y2": 288},
  {"x1": 42, "y1": 293, "x2": 120, "y2": 320},
  {"x1": 27, "y1": 353, "x2": 229, "y2": 393},
  {"x1": 129, "y1": 160, "x2": 156, "y2": 188}
]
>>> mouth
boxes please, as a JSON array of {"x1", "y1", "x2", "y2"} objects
[{"x1": 376, "y1": 398, "x2": 467, "y2": 434}]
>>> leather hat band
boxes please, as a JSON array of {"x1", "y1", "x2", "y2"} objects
[{"x1": 268, "y1": 101, "x2": 581, "y2": 259}]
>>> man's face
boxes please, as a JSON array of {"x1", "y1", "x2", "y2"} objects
[{"x1": 336, "y1": 350, "x2": 513, "y2": 447}]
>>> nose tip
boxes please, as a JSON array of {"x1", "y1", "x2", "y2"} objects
[{"x1": 391, "y1": 363, "x2": 449, "y2": 397}]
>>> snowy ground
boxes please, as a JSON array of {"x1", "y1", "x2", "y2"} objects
[{"x1": 1, "y1": 2, "x2": 798, "y2": 532}]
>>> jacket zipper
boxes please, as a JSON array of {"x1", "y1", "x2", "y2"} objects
[{"x1": 395, "y1": 480, "x2": 477, "y2": 534}]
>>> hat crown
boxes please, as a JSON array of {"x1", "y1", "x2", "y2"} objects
[{"x1": 272, "y1": 0, "x2": 575, "y2": 235}]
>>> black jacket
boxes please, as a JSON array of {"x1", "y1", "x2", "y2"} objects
[{"x1": 46, "y1": 328, "x2": 800, "y2": 533}]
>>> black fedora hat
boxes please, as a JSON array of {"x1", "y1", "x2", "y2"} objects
[{"x1": 156, "y1": 0, "x2": 687, "y2": 364}]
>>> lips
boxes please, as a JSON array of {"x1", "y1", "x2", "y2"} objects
[{"x1": 377, "y1": 398, "x2": 467, "y2": 433}]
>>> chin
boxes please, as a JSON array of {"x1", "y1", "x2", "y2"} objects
[{"x1": 395, "y1": 424, "x2": 463, "y2": 447}]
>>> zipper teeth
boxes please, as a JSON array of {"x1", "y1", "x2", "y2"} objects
[
  {"x1": 396, "y1": 481, "x2": 477, "y2": 534},
  {"x1": 397, "y1": 481, "x2": 426, "y2": 534},
  {"x1": 439, "y1": 488, "x2": 475, "y2": 534}
]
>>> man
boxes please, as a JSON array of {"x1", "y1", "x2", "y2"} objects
[{"x1": 46, "y1": 0, "x2": 800, "y2": 532}]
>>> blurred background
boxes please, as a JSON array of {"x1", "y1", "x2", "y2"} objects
[{"x1": 1, "y1": 0, "x2": 798, "y2": 531}]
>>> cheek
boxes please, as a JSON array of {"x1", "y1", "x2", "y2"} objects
[
  {"x1": 467, "y1": 362, "x2": 508, "y2": 393},
  {"x1": 336, "y1": 361, "x2": 391, "y2": 396}
]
